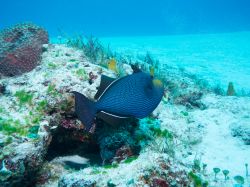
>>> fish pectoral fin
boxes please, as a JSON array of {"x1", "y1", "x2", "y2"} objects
[
  {"x1": 96, "y1": 111, "x2": 130, "y2": 126},
  {"x1": 94, "y1": 75, "x2": 116, "y2": 100}
]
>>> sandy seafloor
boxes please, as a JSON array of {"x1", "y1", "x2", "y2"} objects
[{"x1": 101, "y1": 31, "x2": 250, "y2": 95}]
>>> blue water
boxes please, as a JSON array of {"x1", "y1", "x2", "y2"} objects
[
  {"x1": 1, "y1": 0, "x2": 250, "y2": 37},
  {"x1": 1, "y1": 0, "x2": 250, "y2": 93}
]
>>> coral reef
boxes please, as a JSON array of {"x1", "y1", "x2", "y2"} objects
[
  {"x1": 0, "y1": 41, "x2": 250, "y2": 186},
  {"x1": 55, "y1": 154, "x2": 189, "y2": 187},
  {"x1": 0, "y1": 23, "x2": 48, "y2": 77},
  {"x1": 95, "y1": 119, "x2": 140, "y2": 163},
  {"x1": 0, "y1": 127, "x2": 52, "y2": 186},
  {"x1": 0, "y1": 44, "x2": 137, "y2": 186}
]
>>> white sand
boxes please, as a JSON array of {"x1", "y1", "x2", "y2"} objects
[{"x1": 101, "y1": 32, "x2": 250, "y2": 94}]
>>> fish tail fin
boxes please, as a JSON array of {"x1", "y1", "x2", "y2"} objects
[{"x1": 72, "y1": 91, "x2": 97, "y2": 132}]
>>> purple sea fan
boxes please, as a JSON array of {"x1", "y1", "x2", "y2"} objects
[{"x1": 0, "y1": 23, "x2": 49, "y2": 76}]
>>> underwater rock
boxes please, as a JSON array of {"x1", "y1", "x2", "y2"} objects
[
  {"x1": 48, "y1": 117, "x2": 140, "y2": 164},
  {"x1": 56, "y1": 154, "x2": 189, "y2": 186},
  {"x1": 95, "y1": 119, "x2": 140, "y2": 163},
  {"x1": 0, "y1": 44, "x2": 120, "y2": 186},
  {"x1": 0, "y1": 131, "x2": 52, "y2": 187},
  {"x1": 174, "y1": 91, "x2": 206, "y2": 109},
  {"x1": 58, "y1": 178, "x2": 96, "y2": 187},
  {"x1": 0, "y1": 23, "x2": 48, "y2": 76},
  {"x1": 152, "y1": 178, "x2": 169, "y2": 187},
  {"x1": 45, "y1": 119, "x2": 98, "y2": 162},
  {"x1": 230, "y1": 121, "x2": 250, "y2": 145},
  {"x1": 0, "y1": 83, "x2": 6, "y2": 94}
]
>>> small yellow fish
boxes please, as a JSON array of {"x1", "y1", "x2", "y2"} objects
[
  {"x1": 108, "y1": 58, "x2": 118, "y2": 73},
  {"x1": 150, "y1": 66, "x2": 154, "y2": 77}
]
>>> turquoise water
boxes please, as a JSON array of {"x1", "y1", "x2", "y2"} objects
[
  {"x1": 1, "y1": 0, "x2": 250, "y2": 36},
  {"x1": 102, "y1": 32, "x2": 250, "y2": 94}
]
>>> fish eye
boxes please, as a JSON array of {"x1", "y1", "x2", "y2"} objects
[{"x1": 148, "y1": 84, "x2": 153, "y2": 90}]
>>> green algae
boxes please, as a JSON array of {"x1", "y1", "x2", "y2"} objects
[
  {"x1": 123, "y1": 156, "x2": 138, "y2": 164},
  {"x1": 188, "y1": 171, "x2": 208, "y2": 187},
  {"x1": 90, "y1": 168, "x2": 108, "y2": 175},
  {"x1": 36, "y1": 100, "x2": 48, "y2": 112},
  {"x1": 48, "y1": 62, "x2": 57, "y2": 69},
  {"x1": 1, "y1": 91, "x2": 48, "y2": 138},
  {"x1": 0, "y1": 118, "x2": 27, "y2": 136},
  {"x1": 103, "y1": 163, "x2": 119, "y2": 169},
  {"x1": 47, "y1": 83, "x2": 61, "y2": 97},
  {"x1": 0, "y1": 115, "x2": 40, "y2": 138},
  {"x1": 181, "y1": 111, "x2": 189, "y2": 116},
  {"x1": 193, "y1": 159, "x2": 201, "y2": 172},
  {"x1": 47, "y1": 83, "x2": 56, "y2": 94},
  {"x1": 90, "y1": 169, "x2": 101, "y2": 175},
  {"x1": 4, "y1": 136, "x2": 13, "y2": 145},
  {"x1": 75, "y1": 68, "x2": 87, "y2": 79},
  {"x1": 15, "y1": 90, "x2": 34, "y2": 106},
  {"x1": 149, "y1": 126, "x2": 173, "y2": 140},
  {"x1": 69, "y1": 59, "x2": 77, "y2": 62}
]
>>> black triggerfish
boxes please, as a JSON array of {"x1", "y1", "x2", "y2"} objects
[{"x1": 72, "y1": 72, "x2": 164, "y2": 131}]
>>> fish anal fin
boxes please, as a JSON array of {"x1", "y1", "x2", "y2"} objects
[
  {"x1": 94, "y1": 75, "x2": 116, "y2": 100},
  {"x1": 96, "y1": 111, "x2": 130, "y2": 126}
]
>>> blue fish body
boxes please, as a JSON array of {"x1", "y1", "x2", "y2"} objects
[
  {"x1": 96, "y1": 72, "x2": 163, "y2": 118},
  {"x1": 73, "y1": 72, "x2": 164, "y2": 131}
]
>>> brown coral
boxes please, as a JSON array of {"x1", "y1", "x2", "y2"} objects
[{"x1": 0, "y1": 23, "x2": 49, "y2": 76}]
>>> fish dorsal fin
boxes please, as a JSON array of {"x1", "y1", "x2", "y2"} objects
[
  {"x1": 94, "y1": 75, "x2": 116, "y2": 100},
  {"x1": 96, "y1": 111, "x2": 130, "y2": 126},
  {"x1": 131, "y1": 64, "x2": 142, "y2": 73}
]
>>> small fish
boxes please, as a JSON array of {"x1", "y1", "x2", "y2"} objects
[
  {"x1": 53, "y1": 155, "x2": 89, "y2": 170},
  {"x1": 107, "y1": 58, "x2": 118, "y2": 73},
  {"x1": 53, "y1": 155, "x2": 89, "y2": 165},
  {"x1": 72, "y1": 72, "x2": 164, "y2": 131}
]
